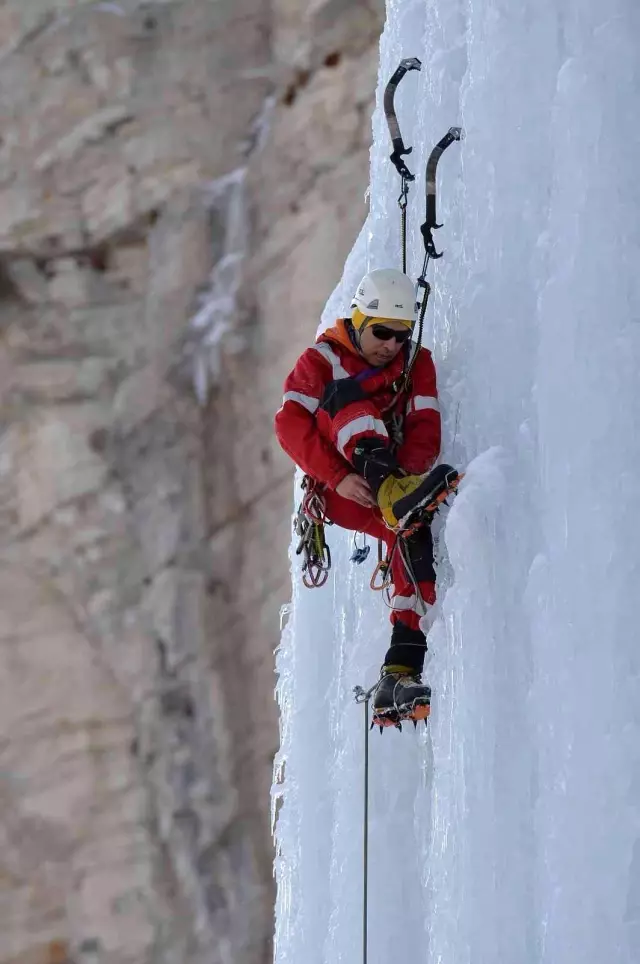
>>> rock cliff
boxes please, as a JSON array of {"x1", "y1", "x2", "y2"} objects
[{"x1": 0, "y1": 2, "x2": 383, "y2": 962}]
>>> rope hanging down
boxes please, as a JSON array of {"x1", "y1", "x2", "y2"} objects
[
  {"x1": 352, "y1": 683, "x2": 375, "y2": 964},
  {"x1": 383, "y1": 57, "x2": 422, "y2": 274}
]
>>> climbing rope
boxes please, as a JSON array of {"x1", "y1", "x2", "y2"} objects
[{"x1": 352, "y1": 681, "x2": 376, "y2": 964}]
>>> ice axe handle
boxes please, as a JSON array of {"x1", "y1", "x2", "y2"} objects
[
  {"x1": 384, "y1": 57, "x2": 423, "y2": 180},
  {"x1": 422, "y1": 126, "x2": 464, "y2": 253}
]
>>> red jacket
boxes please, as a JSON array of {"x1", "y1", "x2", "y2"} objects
[{"x1": 274, "y1": 319, "x2": 441, "y2": 489}]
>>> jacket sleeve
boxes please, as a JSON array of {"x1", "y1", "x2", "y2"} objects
[
  {"x1": 396, "y1": 348, "x2": 441, "y2": 475},
  {"x1": 274, "y1": 347, "x2": 353, "y2": 489}
]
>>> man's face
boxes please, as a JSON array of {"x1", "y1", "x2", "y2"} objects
[{"x1": 358, "y1": 319, "x2": 413, "y2": 367}]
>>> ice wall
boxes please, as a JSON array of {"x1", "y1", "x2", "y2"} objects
[{"x1": 274, "y1": 1, "x2": 640, "y2": 963}]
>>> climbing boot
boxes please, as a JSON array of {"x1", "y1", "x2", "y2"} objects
[
  {"x1": 376, "y1": 462, "x2": 461, "y2": 528},
  {"x1": 372, "y1": 665, "x2": 431, "y2": 730}
]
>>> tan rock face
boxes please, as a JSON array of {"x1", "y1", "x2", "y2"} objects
[{"x1": 0, "y1": 1, "x2": 384, "y2": 962}]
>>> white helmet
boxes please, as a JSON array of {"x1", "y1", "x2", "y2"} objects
[{"x1": 350, "y1": 268, "x2": 416, "y2": 324}]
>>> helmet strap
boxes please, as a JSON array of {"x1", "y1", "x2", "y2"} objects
[{"x1": 345, "y1": 318, "x2": 364, "y2": 354}]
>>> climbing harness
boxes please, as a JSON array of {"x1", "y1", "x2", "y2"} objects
[
  {"x1": 384, "y1": 57, "x2": 422, "y2": 274},
  {"x1": 294, "y1": 476, "x2": 333, "y2": 588}
]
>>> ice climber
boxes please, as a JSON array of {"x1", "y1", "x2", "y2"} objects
[{"x1": 275, "y1": 267, "x2": 458, "y2": 727}]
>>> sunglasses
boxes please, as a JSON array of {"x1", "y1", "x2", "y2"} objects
[{"x1": 369, "y1": 324, "x2": 413, "y2": 344}]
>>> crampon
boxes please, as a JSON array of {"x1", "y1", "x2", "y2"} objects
[
  {"x1": 371, "y1": 699, "x2": 430, "y2": 733},
  {"x1": 397, "y1": 465, "x2": 464, "y2": 533}
]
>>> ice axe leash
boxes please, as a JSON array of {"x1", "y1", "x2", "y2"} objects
[{"x1": 384, "y1": 57, "x2": 422, "y2": 274}]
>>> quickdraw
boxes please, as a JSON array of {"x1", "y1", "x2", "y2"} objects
[{"x1": 294, "y1": 476, "x2": 333, "y2": 588}]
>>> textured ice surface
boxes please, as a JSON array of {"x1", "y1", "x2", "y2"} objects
[{"x1": 274, "y1": 1, "x2": 640, "y2": 962}]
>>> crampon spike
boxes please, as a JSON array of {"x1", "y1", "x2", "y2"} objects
[
  {"x1": 424, "y1": 718, "x2": 428, "y2": 729},
  {"x1": 413, "y1": 720, "x2": 418, "y2": 730},
  {"x1": 379, "y1": 725, "x2": 384, "y2": 735}
]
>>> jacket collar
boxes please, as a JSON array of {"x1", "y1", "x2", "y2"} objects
[{"x1": 318, "y1": 318, "x2": 361, "y2": 356}]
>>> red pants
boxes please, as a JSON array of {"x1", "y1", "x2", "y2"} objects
[{"x1": 322, "y1": 488, "x2": 436, "y2": 633}]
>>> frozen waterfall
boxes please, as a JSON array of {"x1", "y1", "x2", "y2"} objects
[{"x1": 273, "y1": 1, "x2": 640, "y2": 962}]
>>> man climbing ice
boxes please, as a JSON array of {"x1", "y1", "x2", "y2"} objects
[{"x1": 274, "y1": 268, "x2": 460, "y2": 728}]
